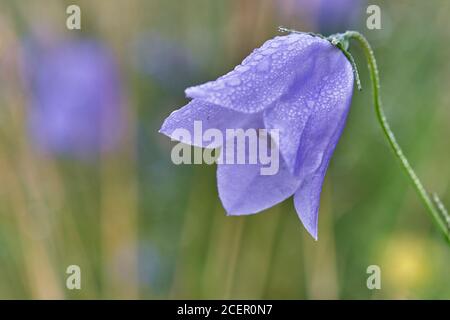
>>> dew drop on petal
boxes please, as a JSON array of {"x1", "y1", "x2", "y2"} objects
[
  {"x1": 235, "y1": 65, "x2": 250, "y2": 73},
  {"x1": 256, "y1": 58, "x2": 271, "y2": 73},
  {"x1": 212, "y1": 81, "x2": 226, "y2": 90},
  {"x1": 270, "y1": 41, "x2": 281, "y2": 48},
  {"x1": 287, "y1": 44, "x2": 299, "y2": 51},
  {"x1": 226, "y1": 77, "x2": 242, "y2": 86},
  {"x1": 261, "y1": 47, "x2": 277, "y2": 56},
  {"x1": 285, "y1": 35, "x2": 299, "y2": 44},
  {"x1": 272, "y1": 52, "x2": 283, "y2": 60},
  {"x1": 253, "y1": 54, "x2": 264, "y2": 61}
]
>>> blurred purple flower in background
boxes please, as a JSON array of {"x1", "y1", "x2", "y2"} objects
[
  {"x1": 160, "y1": 33, "x2": 354, "y2": 239},
  {"x1": 24, "y1": 38, "x2": 126, "y2": 160},
  {"x1": 131, "y1": 33, "x2": 201, "y2": 90},
  {"x1": 277, "y1": 0, "x2": 363, "y2": 34},
  {"x1": 317, "y1": 0, "x2": 363, "y2": 34}
]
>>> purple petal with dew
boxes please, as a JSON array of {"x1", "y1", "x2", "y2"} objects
[
  {"x1": 159, "y1": 99, "x2": 257, "y2": 148},
  {"x1": 293, "y1": 64, "x2": 354, "y2": 240},
  {"x1": 264, "y1": 43, "x2": 353, "y2": 175},
  {"x1": 160, "y1": 31, "x2": 356, "y2": 240},
  {"x1": 217, "y1": 135, "x2": 301, "y2": 215},
  {"x1": 186, "y1": 34, "x2": 329, "y2": 114}
]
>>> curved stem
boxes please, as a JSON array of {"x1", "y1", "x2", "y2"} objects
[{"x1": 343, "y1": 31, "x2": 450, "y2": 243}]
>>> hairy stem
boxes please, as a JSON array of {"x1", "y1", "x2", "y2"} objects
[{"x1": 343, "y1": 31, "x2": 450, "y2": 243}]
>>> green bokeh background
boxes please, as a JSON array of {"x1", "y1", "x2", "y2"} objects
[{"x1": 0, "y1": 0, "x2": 449, "y2": 299}]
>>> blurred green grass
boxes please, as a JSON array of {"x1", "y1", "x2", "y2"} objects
[{"x1": 0, "y1": 0, "x2": 449, "y2": 299}]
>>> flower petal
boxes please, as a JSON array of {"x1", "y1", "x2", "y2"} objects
[
  {"x1": 185, "y1": 34, "x2": 332, "y2": 113},
  {"x1": 159, "y1": 99, "x2": 255, "y2": 148},
  {"x1": 293, "y1": 82, "x2": 353, "y2": 240},
  {"x1": 217, "y1": 110, "x2": 300, "y2": 214},
  {"x1": 264, "y1": 44, "x2": 354, "y2": 174},
  {"x1": 217, "y1": 157, "x2": 301, "y2": 215}
]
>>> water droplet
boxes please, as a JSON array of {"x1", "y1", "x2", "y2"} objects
[
  {"x1": 270, "y1": 41, "x2": 281, "y2": 48},
  {"x1": 287, "y1": 44, "x2": 298, "y2": 51},
  {"x1": 272, "y1": 52, "x2": 283, "y2": 60},
  {"x1": 226, "y1": 77, "x2": 241, "y2": 87},
  {"x1": 235, "y1": 65, "x2": 250, "y2": 73},
  {"x1": 213, "y1": 81, "x2": 226, "y2": 90},
  {"x1": 261, "y1": 48, "x2": 277, "y2": 56},
  {"x1": 253, "y1": 54, "x2": 263, "y2": 61},
  {"x1": 256, "y1": 58, "x2": 272, "y2": 73},
  {"x1": 285, "y1": 35, "x2": 299, "y2": 44}
]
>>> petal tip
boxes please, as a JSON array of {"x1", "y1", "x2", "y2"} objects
[
  {"x1": 219, "y1": 195, "x2": 260, "y2": 216},
  {"x1": 225, "y1": 211, "x2": 235, "y2": 217},
  {"x1": 306, "y1": 225, "x2": 318, "y2": 241},
  {"x1": 294, "y1": 196, "x2": 319, "y2": 241},
  {"x1": 221, "y1": 201, "x2": 242, "y2": 216},
  {"x1": 158, "y1": 122, "x2": 170, "y2": 137},
  {"x1": 223, "y1": 208, "x2": 243, "y2": 217},
  {"x1": 302, "y1": 218, "x2": 319, "y2": 240}
]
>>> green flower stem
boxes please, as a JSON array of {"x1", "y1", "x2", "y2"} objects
[{"x1": 342, "y1": 31, "x2": 450, "y2": 243}]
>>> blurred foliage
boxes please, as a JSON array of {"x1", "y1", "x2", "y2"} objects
[{"x1": 0, "y1": 0, "x2": 449, "y2": 299}]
